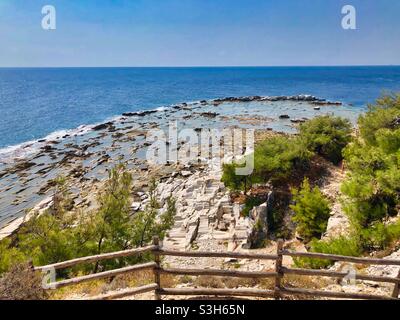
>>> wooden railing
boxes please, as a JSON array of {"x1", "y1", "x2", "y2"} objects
[{"x1": 35, "y1": 237, "x2": 400, "y2": 300}]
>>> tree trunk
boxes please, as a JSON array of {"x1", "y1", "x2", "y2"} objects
[{"x1": 93, "y1": 235, "x2": 104, "y2": 273}]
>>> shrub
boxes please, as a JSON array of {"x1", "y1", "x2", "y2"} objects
[
  {"x1": 130, "y1": 180, "x2": 176, "y2": 249},
  {"x1": 0, "y1": 239, "x2": 26, "y2": 274},
  {"x1": 253, "y1": 136, "x2": 312, "y2": 184},
  {"x1": 17, "y1": 212, "x2": 77, "y2": 268},
  {"x1": 80, "y1": 169, "x2": 176, "y2": 271},
  {"x1": 290, "y1": 178, "x2": 331, "y2": 241},
  {"x1": 358, "y1": 94, "x2": 400, "y2": 146},
  {"x1": 222, "y1": 136, "x2": 312, "y2": 191},
  {"x1": 299, "y1": 115, "x2": 352, "y2": 164},
  {"x1": 263, "y1": 189, "x2": 293, "y2": 239},
  {"x1": 17, "y1": 177, "x2": 78, "y2": 268},
  {"x1": 358, "y1": 220, "x2": 400, "y2": 251},
  {"x1": 296, "y1": 219, "x2": 400, "y2": 270},
  {"x1": 386, "y1": 220, "x2": 400, "y2": 243},
  {"x1": 294, "y1": 236, "x2": 362, "y2": 269},
  {"x1": 221, "y1": 163, "x2": 248, "y2": 191},
  {"x1": 0, "y1": 164, "x2": 177, "y2": 279},
  {"x1": 342, "y1": 94, "x2": 400, "y2": 229},
  {"x1": 301, "y1": 95, "x2": 400, "y2": 265}
]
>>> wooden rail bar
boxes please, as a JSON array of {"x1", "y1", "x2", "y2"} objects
[
  {"x1": 157, "y1": 249, "x2": 278, "y2": 261},
  {"x1": 88, "y1": 283, "x2": 158, "y2": 300},
  {"x1": 160, "y1": 267, "x2": 277, "y2": 279},
  {"x1": 279, "y1": 287, "x2": 398, "y2": 300},
  {"x1": 282, "y1": 267, "x2": 400, "y2": 284},
  {"x1": 274, "y1": 239, "x2": 284, "y2": 299},
  {"x1": 159, "y1": 288, "x2": 275, "y2": 298},
  {"x1": 282, "y1": 250, "x2": 400, "y2": 266},
  {"x1": 48, "y1": 262, "x2": 156, "y2": 289},
  {"x1": 153, "y1": 237, "x2": 161, "y2": 300},
  {"x1": 35, "y1": 238, "x2": 400, "y2": 300},
  {"x1": 35, "y1": 245, "x2": 156, "y2": 271},
  {"x1": 392, "y1": 269, "x2": 400, "y2": 298}
]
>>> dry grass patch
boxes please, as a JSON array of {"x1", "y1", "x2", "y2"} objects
[
  {"x1": 223, "y1": 277, "x2": 260, "y2": 289},
  {"x1": 50, "y1": 269, "x2": 159, "y2": 300},
  {"x1": 0, "y1": 263, "x2": 48, "y2": 300},
  {"x1": 194, "y1": 276, "x2": 225, "y2": 288},
  {"x1": 193, "y1": 276, "x2": 261, "y2": 289},
  {"x1": 160, "y1": 273, "x2": 179, "y2": 288}
]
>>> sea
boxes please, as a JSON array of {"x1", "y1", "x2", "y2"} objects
[{"x1": 1, "y1": 66, "x2": 400, "y2": 156}]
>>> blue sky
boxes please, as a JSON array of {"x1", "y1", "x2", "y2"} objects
[{"x1": 0, "y1": 0, "x2": 399, "y2": 67}]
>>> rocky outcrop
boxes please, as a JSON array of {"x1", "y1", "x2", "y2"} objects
[
  {"x1": 367, "y1": 249, "x2": 400, "y2": 279},
  {"x1": 311, "y1": 100, "x2": 342, "y2": 106},
  {"x1": 243, "y1": 191, "x2": 274, "y2": 249},
  {"x1": 320, "y1": 163, "x2": 351, "y2": 240},
  {"x1": 323, "y1": 205, "x2": 351, "y2": 240},
  {"x1": 244, "y1": 203, "x2": 268, "y2": 249},
  {"x1": 199, "y1": 112, "x2": 219, "y2": 118},
  {"x1": 122, "y1": 110, "x2": 158, "y2": 117},
  {"x1": 212, "y1": 94, "x2": 340, "y2": 105},
  {"x1": 92, "y1": 122, "x2": 115, "y2": 131}
]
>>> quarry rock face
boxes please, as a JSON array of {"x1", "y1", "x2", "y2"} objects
[
  {"x1": 323, "y1": 208, "x2": 351, "y2": 240},
  {"x1": 132, "y1": 164, "x2": 254, "y2": 252},
  {"x1": 134, "y1": 162, "x2": 275, "y2": 253},
  {"x1": 243, "y1": 202, "x2": 268, "y2": 249}
]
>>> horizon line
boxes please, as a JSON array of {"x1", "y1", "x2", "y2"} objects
[{"x1": 1, "y1": 64, "x2": 400, "y2": 69}]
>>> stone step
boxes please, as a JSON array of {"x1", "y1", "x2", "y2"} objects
[
  {"x1": 197, "y1": 217, "x2": 209, "y2": 235},
  {"x1": 173, "y1": 222, "x2": 184, "y2": 229},
  {"x1": 234, "y1": 226, "x2": 249, "y2": 231},
  {"x1": 205, "y1": 188, "x2": 218, "y2": 194},
  {"x1": 233, "y1": 230, "x2": 249, "y2": 238},
  {"x1": 155, "y1": 169, "x2": 253, "y2": 253},
  {"x1": 167, "y1": 232, "x2": 186, "y2": 238}
]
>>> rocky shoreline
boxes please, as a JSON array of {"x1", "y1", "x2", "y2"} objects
[
  {"x1": 1, "y1": 94, "x2": 398, "y2": 300},
  {"x1": 0, "y1": 94, "x2": 357, "y2": 239}
]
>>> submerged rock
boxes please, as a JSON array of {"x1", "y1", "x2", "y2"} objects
[
  {"x1": 311, "y1": 101, "x2": 342, "y2": 106},
  {"x1": 290, "y1": 118, "x2": 307, "y2": 123},
  {"x1": 199, "y1": 112, "x2": 219, "y2": 118},
  {"x1": 122, "y1": 110, "x2": 158, "y2": 117},
  {"x1": 92, "y1": 122, "x2": 114, "y2": 131}
]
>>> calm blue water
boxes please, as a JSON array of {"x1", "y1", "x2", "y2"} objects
[{"x1": 0, "y1": 66, "x2": 400, "y2": 149}]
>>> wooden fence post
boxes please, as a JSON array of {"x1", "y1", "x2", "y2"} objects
[
  {"x1": 153, "y1": 236, "x2": 161, "y2": 300},
  {"x1": 392, "y1": 269, "x2": 400, "y2": 298},
  {"x1": 274, "y1": 239, "x2": 284, "y2": 300}
]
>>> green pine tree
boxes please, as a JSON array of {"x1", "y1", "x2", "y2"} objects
[{"x1": 291, "y1": 178, "x2": 331, "y2": 241}]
